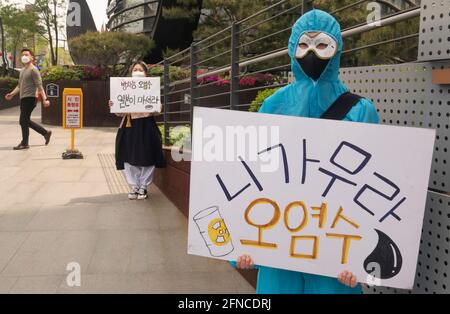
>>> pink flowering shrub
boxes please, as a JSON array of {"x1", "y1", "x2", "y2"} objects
[
  {"x1": 239, "y1": 76, "x2": 257, "y2": 87},
  {"x1": 82, "y1": 66, "x2": 105, "y2": 80},
  {"x1": 197, "y1": 69, "x2": 275, "y2": 87}
]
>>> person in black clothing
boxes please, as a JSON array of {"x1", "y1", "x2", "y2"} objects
[{"x1": 109, "y1": 61, "x2": 166, "y2": 200}]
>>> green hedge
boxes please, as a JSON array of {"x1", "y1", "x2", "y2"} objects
[
  {"x1": 248, "y1": 88, "x2": 280, "y2": 112},
  {"x1": 148, "y1": 65, "x2": 190, "y2": 83},
  {"x1": 41, "y1": 66, "x2": 84, "y2": 81},
  {"x1": 158, "y1": 124, "x2": 191, "y2": 147},
  {"x1": 40, "y1": 64, "x2": 189, "y2": 83}
]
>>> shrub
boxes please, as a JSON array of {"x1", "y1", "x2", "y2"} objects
[
  {"x1": 148, "y1": 65, "x2": 164, "y2": 77},
  {"x1": 158, "y1": 124, "x2": 191, "y2": 147},
  {"x1": 41, "y1": 65, "x2": 129, "y2": 82},
  {"x1": 169, "y1": 66, "x2": 190, "y2": 82},
  {"x1": 148, "y1": 65, "x2": 190, "y2": 84},
  {"x1": 82, "y1": 64, "x2": 125, "y2": 80},
  {"x1": 69, "y1": 31, "x2": 155, "y2": 68},
  {"x1": 82, "y1": 66, "x2": 109, "y2": 81},
  {"x1": 248, "y1": 88, "x2": 280, "y2": 112},
  {"x1": 162, "y1": 6, "x2": 199, "y2": 21},
  {"x1": 169, "y1": 125, "x2": 191, "y2": 146},
  {"x1": 0, "y1": 77, "x2": 19, "y2": 89},
  {"x1": 41, "y1": 66, "x2": 84, "y2": 81},
  {"x1": 196, "y1": 70, "x2": 276, "y2": 88},
  {"x1": 239, "y1": 76, "x2": 257, "y2": 87}
]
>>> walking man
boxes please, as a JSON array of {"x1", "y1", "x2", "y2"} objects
[{"x1": 5, "y1": 48, "x2": 52, "y2": 150}]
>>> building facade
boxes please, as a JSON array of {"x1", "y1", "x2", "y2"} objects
[
  {"x1": 66, "y1": 0, "x2": 202, "y2": 63},
  {"x1": 106, "y1": 0, "x2": 162, "y2": 37},
  {"x1": 107, "y1": 0, "x2": 203, "y2": 62}
]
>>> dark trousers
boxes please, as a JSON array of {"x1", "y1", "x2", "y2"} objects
[{"x1": 20, "y1": 97, "x2": 47, "y2": 145}]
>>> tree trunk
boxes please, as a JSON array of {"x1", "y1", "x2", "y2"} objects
[
  {"x1": 12, "y1": 46, "x2": 17, "y2": 69},
  {"x1": 0, "y1": 17, "x2": 8, "y2": 76},
  {"x1": 47, "y1": 20, "x2": 56, "y2": 66},
  {"x1": 53, "y1": 0, "x2": 58, "y2": 65}
]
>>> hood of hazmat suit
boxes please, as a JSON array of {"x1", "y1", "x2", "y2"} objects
[{"x1": 259, "y1": 9, "x2": 379, "y2": 124}]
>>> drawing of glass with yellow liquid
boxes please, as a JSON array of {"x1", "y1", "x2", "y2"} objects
[{"x1": 193, "y1": 206, "x2": 234, "y2": 257}]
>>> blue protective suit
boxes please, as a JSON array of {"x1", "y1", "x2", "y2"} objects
[{"x1": 232, "y1": 10, "x2": 379, "y2": 294}]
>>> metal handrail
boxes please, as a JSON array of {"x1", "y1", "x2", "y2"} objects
[
  {"x1": 240, "y1": 47, "x2": 289, "y2": 66},
  {"x1": 237, "y1": 83, "x2": 288, "y2": 93},
  {"x1": 342, "y1": 33, "x2": 419, "y2": 55},
  {"x1": 330, "y1": 0, "x2": 369, "y2": 14},
  {"x1": 167, "y1": 87, "x2": 191, "y2": 96},
  {"x1": 195, "y1": 50, "x2": 231, "y2": 67},
  {"x1": 166, "y1": 121, "x2": 191, "y2": 124},
  {"x1": 237, "y1": 0, "x2": 292, "y2": 25},
  {"x1": 168, "y1": 54, "x2": 191, "y2": 66},
  {"x1": 166, "y1": 110, "x2": 191, "y2": 115},
  {"x1": 164, "y1": 47, "x2": 191, "y2": 62},
  {"x1": 194, "y1": 26, "x2": 233, "y2": 48},
  {"x1": 341, "y1": 6, "x2": 420, "y2": 37},
  {"x1": 170, "y1": 6, "x2": 422, "y2": 87},
  {"x1": 195, "y1": 35, "x2": 232, "y2": 55},
  {"x1": 195, "y1": 91, "x2": 231, "y2": 101},
  {"x1": 238, "y1": 3, "x2": 303, "y2": 34},
  {"x1": 166, "y1": 99, "x2": 185, "y2": 105},
  {"x1": 237, "y1": 26, "x2": 292, "y2": 50},
  {"x1": 236, "y1": 63, "x2": 291, "y2": 79},
  {"x1": 159, "y1": 2, "x2": 423, "y2": 143},
  {"x1": 195, "y1": 79, "x2": 230, "y2": 89}
]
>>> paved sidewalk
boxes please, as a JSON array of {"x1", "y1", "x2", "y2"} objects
[{"x1": 0, "y1": 105, "x2": 254, "y2": 294}]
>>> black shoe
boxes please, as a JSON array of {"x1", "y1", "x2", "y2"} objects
[
  {"x1": 128, "y1": 187, "x2": 139, "y2": 200},
  {"x1": 44, "y1": 131, "x2": 52, "y2": 146},
  {"x1": 137, "y1": 188, "x2": 148, "y2": 200},
  {"x1": 13, "y1": 143, "x2": 29, "y2": 150}
]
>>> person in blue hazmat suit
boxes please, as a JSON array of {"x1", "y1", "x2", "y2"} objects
[{"x1": 232, "y1": 9, "x2": 379, "y2": 294}]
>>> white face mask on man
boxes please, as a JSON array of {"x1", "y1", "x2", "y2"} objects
[
  {"x1": 132, "y1": 71, "x2": 146, "y2": 78},
  {"x1": 21, "y1": 55, "x2": 31, "y2": 64}
]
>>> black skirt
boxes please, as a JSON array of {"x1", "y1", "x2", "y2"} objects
[{"x1": 115, "y1": 116, "x2": 167, "y2": 170}]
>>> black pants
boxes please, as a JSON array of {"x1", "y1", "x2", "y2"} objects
[{"x1": 20, "y1": 97, "x2": 47, "y2": 145}]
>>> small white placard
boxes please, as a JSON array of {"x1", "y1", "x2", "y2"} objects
[{"x1": 110, "y1": 77, "x2": 162, "y2": 113}]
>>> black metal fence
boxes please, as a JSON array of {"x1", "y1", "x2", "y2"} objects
[{"x1": 153, "y1": 0, "x2": 421, "y2": 146}]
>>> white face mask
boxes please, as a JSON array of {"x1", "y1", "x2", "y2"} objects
[
  {"x1": 295, "y1": 32, "x2": 338, "y2": 60},
  {"x1": 132, "y1": 71, "x2": 146, "y2": 78},
  {"x1": 21, "y1": 55, "x2": 31, "y2": 64}
]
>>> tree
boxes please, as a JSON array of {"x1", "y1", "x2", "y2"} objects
[
  {"x1": 149, "y1": 0, "x2": 421, "y2": 88},
  {"x1": 162, "y1": 0, "x2": 201, "y2": 22},
  {"x1": 0, "y1": 3, "x2": 42, "y2": 70},
  {"x1": 194, "y1": 0, "x2": 266, "y2": 67},
  {"x1": 33, "y1": 0, "x2": 66, "y2": 66},
  {"x1": 0, "y1": 0, "x2": 6, "y2": 75},
  {"x1": 301, "y1": 0, "x2": 419, "y2": 66},
  {"x1": 0, "y1": 15, "x2": 7, "y2": 75},
  {"x1": 150, "y1": 0, "x2": 203, "y2": 62},
  {"x1": 69, "y1": 31, "x2": 155, "y2": 75},
  {"x1": 193, "y1": 0, "x2": 300, "y2": 69}
]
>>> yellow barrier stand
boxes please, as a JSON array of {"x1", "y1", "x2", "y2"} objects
[{"x1": 62, "y1": 88, "x2": 84, "y2": 160}]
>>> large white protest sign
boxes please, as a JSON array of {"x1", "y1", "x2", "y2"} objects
[
  {"x1": 110, "y1": 77, "x2": 161, "y2": 113},
  {"x1": 187, "y1": 107, "x2": 436, "y2": 289}
]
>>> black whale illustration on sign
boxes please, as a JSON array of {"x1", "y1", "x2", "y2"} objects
[{"x1": 364, "y1": 229, "x2": 403, "y2": 279}]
